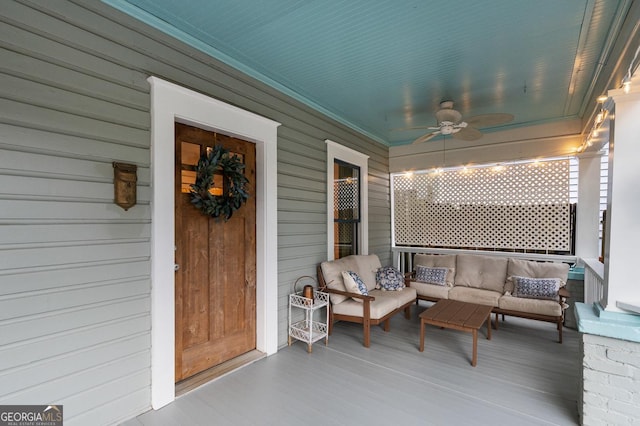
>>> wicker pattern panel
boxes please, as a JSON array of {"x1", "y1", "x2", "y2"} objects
[{"x1": 393, "y1": 160, "x2": 570, "y2": 251}]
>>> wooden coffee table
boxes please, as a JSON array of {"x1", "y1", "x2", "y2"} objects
[{"x1": 419, "y1": 299, "x2": 492, "y2": 367}]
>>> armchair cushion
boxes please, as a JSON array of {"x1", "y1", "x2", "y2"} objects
[
  {"x1": 320, "y1": 256, "x2": 358, "y2": 304},
  {"x1": 352, "y1": 254, "x2": 383, "y2": 291},
  {"x1": 332, "y1": 288, "x2": 417, "y2": 319}
]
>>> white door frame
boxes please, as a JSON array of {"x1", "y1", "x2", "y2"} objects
[{"x1": 148, "y1": 77, "x2": 280, "y2": 409}]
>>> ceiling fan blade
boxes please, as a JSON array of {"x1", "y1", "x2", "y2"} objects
[
  {"x1": 391, "y1": 125, "x2": 440, "y2": 132},
  {"x1": 465, "y1": 113, "x2": 514, "y2": 128},
  {"x1": 412, "y1": 131, "x2": 440, "y2": 144},
  {"x1": 453, "y1": 126, "x2": 482, "y2": 141}
]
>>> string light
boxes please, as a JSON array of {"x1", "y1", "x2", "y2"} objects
[
  {"x1": 579, "y1": 44, "x2": 639, "y2": 153},
  {"x1": 620, "y1": 44, "x2": 639, "y2": 94},
  {"x1": 595, "y1": 111, "x2": 604, "y2": 124},
  {"x1": 578, "y1": 96, "x2": 610, "y2": 153},
  {"x1": 399, "y1": 157, "x2": 569, "y2": 177},
  {"x1": 622, "y1": 75, "x2": 632, "y2": 94}
]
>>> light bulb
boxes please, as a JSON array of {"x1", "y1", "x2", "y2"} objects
[{"x1": 622, "y1": 74, "x2": 632, "y2": 94}]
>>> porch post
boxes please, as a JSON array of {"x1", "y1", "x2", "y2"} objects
[
  {"x1": 575, "y1": 72, "x2": 640, "y2": 426},
  {"x1": 602, "y1": 83, "x2": 640, "y2": 312},
  {"x1": 575, "y1": 152, "x2": 602, "y2": 262}
]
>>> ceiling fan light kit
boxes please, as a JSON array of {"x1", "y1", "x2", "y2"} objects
[{"x1": 411, "y1": 101, "x2": 514, "y2": 144}]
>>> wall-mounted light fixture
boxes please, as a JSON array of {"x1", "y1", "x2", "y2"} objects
[{"x1": 113, "y1": 162, "x2": 137, "y2": 210}]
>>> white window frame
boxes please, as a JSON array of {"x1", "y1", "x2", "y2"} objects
[{"x1": 326, "y1": 139, "x2": 369, "y2": 260}]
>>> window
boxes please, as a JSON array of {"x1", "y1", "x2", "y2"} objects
[
  {"x1": 326, "y1": 140, "x2": 369, "y2": 260},
  {"x1": 333, "y1": 160, "x2": 360, "y2": 258}
]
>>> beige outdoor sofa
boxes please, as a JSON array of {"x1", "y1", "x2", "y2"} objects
[
  {"x1": 408, "y1": 253, "x2": 571, "y2": 343},
  {"x1": 317, "y1": 254, "x2": 417, "y2": 347}
]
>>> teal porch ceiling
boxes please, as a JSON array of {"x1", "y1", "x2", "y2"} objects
[{"x1": 107, "y1": 0, "x2": 631, "y2": 145}]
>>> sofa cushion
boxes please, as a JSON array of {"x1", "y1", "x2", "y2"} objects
[
  {"x1": 342, "y1": 271, "x2": 369, "y2": 302},
  {"x1": 449, "y1": 286, "x2": 502, "y2": 307},
  {"x1": 411, "y1": 281, "x2": 450, "y2": 300},
  {"x1": 352, "y1": 254, "x2": 383, "y2": 291},
  {"x1": 375, "y1": 266, "x2": 405, "y2": 291},
  {"x1": 499, "y1": 294, "x2": 562, "y2": 317},
  {"x1": 512, "y1": 276, "x2": 561, "y2": 301},
  {"x1": 415, "y1": 265, "x2": 448, "y2": 286},
  {"x1": 505, "y1": 258, "x2": 570, "y2": 294},
  {"x1": 413, "y1": 254, "x2": 456, "y2": 286},
  {"x1": 454, "y1": 254, "x2": 508, "y2": 293},
  {"x1": 332, "y1": 287, "x2": 416, "y2": 319}
]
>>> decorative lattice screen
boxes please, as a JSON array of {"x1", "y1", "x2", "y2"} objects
[{"x1": 393, "y1": 160, "x2": 571, "y2": 251}]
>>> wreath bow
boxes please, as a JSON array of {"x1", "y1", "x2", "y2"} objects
[{"x1": 190, "y1": 145, "x2": 249, "y2": 221}]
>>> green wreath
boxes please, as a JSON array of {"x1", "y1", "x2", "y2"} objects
[{"x1": 190, "y1": 145, "x2": 249, "y2": 221}]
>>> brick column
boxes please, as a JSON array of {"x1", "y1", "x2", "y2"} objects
[{"x1": 581, "y1": 334, "x2": 640, "y2": 424}]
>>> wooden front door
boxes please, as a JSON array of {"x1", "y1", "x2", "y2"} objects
[{"x1": 174, "y1": 123, "x2": 256, "y2": 382}]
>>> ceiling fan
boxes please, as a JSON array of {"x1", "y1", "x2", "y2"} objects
[{"x1": 408, "y1": 101, "x2": 514, "y2": 144}]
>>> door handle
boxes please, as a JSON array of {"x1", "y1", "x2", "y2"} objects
[{"x1": 174, "y1": 264, "x2": 180, "y2": 271}]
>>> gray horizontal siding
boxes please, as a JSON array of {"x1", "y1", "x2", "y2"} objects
[
  {"x1": 0, "y1": 294, "x2": 149, "y2": 344},
  {"x1": 0, "y1": 124, "x2": 149, "y2": 163},
  {"x1": 0, "y1": 1, "x2": 152, "y2": 424},
  {"x1": 0, "y1": 149, "x2": 150, "y2": 184},
  {"x1": 0, "y1": 223, "x2": 151, "y2": 245},
  {"x1": 0, "y1": 0, "x2": 391, "y2": 424},
  {"x1": 0, "y1": 200, "x2": 151, "y2": 221},
  {"x1": 0, "y1": 72, "x2": 149, "y2": 129}
]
